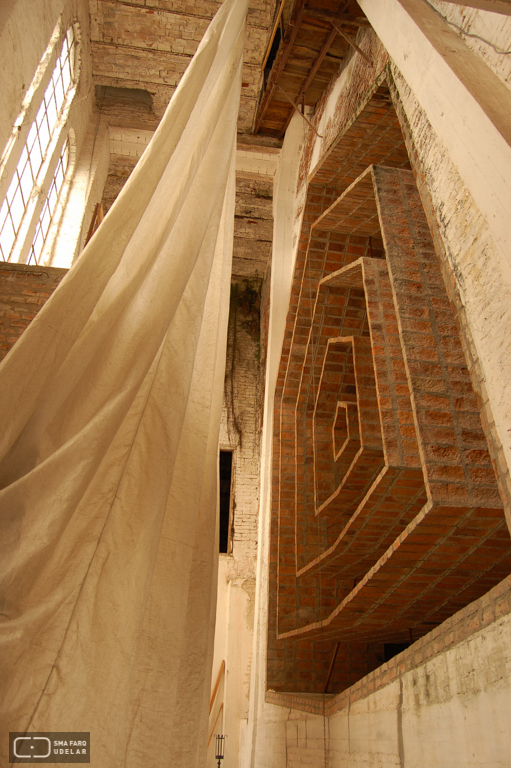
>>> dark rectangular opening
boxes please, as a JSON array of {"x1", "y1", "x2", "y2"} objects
[
  {"x1": 264, "y1": 26, "x2": 281, "y2": 88},
  {"x1": 219, "y1": 451, "x2": 233, "y2": 554},
  {"x1": 384, "y1": 642, "x2": 410, "y2": 663}
]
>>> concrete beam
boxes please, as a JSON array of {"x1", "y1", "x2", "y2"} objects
[
  {"x1": 357, "y1": 0, "x2": 511, "y2": 281},
  {"x1": 443, "y1": 0, "x2": 511, "y2": 16}
]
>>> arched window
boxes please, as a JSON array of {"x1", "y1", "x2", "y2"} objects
[{"x1": 0, "y1": 23, "x2": 79, "y2": 264}]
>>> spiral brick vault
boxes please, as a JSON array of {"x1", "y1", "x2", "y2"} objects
[{"x1": 267, "y1": 95, "x2": 511, "y2": 694}]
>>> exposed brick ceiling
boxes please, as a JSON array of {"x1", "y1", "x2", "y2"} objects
[
  {"x1": 89, "y1": 0, "x2": 374, "y2": 139},
  {"x1": 90, "y1": 0, "x2": 277, "y2": 133},
  {"x1": 310, "y1": 85, "x2": 411, "y2": 193}
]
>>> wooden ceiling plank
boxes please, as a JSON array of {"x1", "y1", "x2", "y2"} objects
[
  {"x1": 304, "y1": 7, "x2": 370, "y2": 26},
  {"x1": 255, "y1": 0, "x2": 307, "y2": 132},
  {"x1": 280, "y1": 24, "x2": 338, "y2": 137},
  {"x1": 328, "y1": 19, "x2": 372, "y2": 63}
]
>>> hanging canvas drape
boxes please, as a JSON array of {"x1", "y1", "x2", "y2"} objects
[{"x1": 0, "y1": 0, "x2": 247, "y2": 764}]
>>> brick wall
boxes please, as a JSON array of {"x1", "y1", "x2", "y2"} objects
[
  {"x1": 0, "y1": 263, "x2": 68, "y2": 362},
  {"x1": 266, "y1": 570, "x2": 511, "y2": 716},
  {"x1": 101, "y1": 154, "x2": 138, "y2": 214},
  {"x1": 234, "y1": 173, "x2": 273, "y2": 279},
  {"x1": 220, "y1": 276, "x2": 266, "y2": 567},
  {"x1": 89, "y1": 0, "x2": 273, "y2": 132},
  {"x1": 267, "y1": 52, "x2": 510, "y2": 697},
  {"x1": 388, "y1": 67, "x2": 511, "y2": 519}
]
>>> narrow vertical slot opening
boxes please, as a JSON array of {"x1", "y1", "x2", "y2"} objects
[{"x1": 219, "y1": 450, "x2": 233, "y2": 554}]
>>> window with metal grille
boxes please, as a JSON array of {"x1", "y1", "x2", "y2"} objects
[
  {"x1": 0, "y1": 27, "x2": 76, "y2": 263},
  {"x1": 28, "y1": 139, "x2": 70, "y2": 265}
]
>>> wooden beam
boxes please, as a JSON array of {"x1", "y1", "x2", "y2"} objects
[
  {"x1": 209, "y1": 659, "x2": 225, "y2": 714},
  {"x1": 328, "y1": 19, "x2": 372, "y2": 63},
  {"x1": 207, "y1": 704, "x2": 224, "y2": 748},
  {"x1": 280, "y1": 25, "x2": 338, "y2": 137},
  {"x1": 324, "y1": 642, "x2": 340, "y2": 693},
  {"x1": 304, "y1": 7, "x2": 371, "y2": 26},
  {"x1": 255, "y1": 2, "x2": 306, "y2": 133},
  {"x1": 276, "y1": 85, "x2": 323, "y2": 136},
  {"x1": 442, "y1": 0, "x2": 511, "y2": 14},
  {"x1": 84, "y1": 202, "x2": 104, "y2": 246}
]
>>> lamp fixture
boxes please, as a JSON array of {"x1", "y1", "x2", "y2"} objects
[{"x1": 214, "y1": 734, "x2": 225, "y2": 768}]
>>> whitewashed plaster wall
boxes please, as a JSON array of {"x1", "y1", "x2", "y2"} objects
[
  {"x1": 429, "y1": 0, "x2": 511, "y2": 90},
  {"x1": 0, "y1": 0, "x2": 94, "y2": 194},
  {"x1": 0, "y1": 0, "x2": 88, "y2": 154},
  {"x1": 214, "y1": 151, "x2": 282, "y2": 766},
  {"x1": 50, "y1": 116, "x2": 110, "y2": 267},
  {"x1": 328, "y1": 611, "x2": 511, "y2": 768},
  {"x1": 209, "y1": 556, "x2": 258, "y2": 768}
]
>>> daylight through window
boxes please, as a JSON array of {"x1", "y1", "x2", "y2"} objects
[
  {"x1": 0, "y1": 27, "x2": 76, "y2": 262},
  {"x1": 28, "y1": 138, "x2": 70, "y2": 265}
]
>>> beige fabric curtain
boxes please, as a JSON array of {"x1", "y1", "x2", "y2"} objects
[{"x1": 0, "y1": 0, "x2": 247, "y2": 764}]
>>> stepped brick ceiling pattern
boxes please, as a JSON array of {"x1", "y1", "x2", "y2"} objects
[
  {"x1": 309, "y1": 84, "x2": 411, "y2": 192},
  {"x1": 267, "y1": 87, "x2": 511, "y2": 693},
  {"x1": 273, "y1": 164, "x2": 511, "y2": 646}
]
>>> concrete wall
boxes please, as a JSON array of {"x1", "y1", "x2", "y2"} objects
[
  {"x1": 252, "y1": 576, "x2": 511, "y2": 768},
  {"x1": 329, "y1": 609, "x2": 511, "y2": 768}
]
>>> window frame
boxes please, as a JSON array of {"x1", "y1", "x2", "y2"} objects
[
  {"x1": 27, "y1": 135, "x2": 71, "y2": 266},
  {"x1": 0, "y1": 20, "x2": 80, "y2": 266}
]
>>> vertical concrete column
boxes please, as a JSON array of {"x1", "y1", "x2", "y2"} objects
[
  {"x1": 357, "y1": 0, "x2": 511, "y2": 280},
  {"x1": 442, "y1": 0, "x2": 511, "y2": 14},
  {"x1": 245, "y1": 113, "x2": 306, "y2": 768}
]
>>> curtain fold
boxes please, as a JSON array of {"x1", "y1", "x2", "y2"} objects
[{"x1": 0, "y1": 0, "x2": 247, "y2": 764}]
